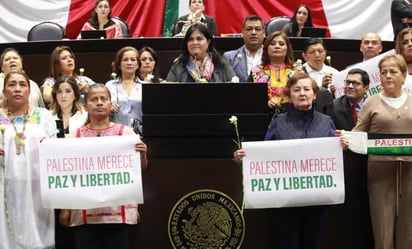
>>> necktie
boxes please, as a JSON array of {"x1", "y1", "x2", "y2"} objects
[{"x1": 351, "y1": 104, "x2": 358, "y2": 125}]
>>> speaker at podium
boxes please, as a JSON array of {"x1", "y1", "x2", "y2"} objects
[{"x1": 142, "y1": 83, "x2": 270, "y2": 159}]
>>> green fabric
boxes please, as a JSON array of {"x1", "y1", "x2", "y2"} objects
[
  {"x1": 368, "y1": 146, "x2": 412, "y2": 155},
  {"x1": 162, "y1": 0, "x2": 179, "y2": 37}
]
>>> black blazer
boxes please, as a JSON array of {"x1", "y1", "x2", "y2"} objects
[
  {"x1": 173, "y1": 14, "x2": 218, "y2": 36},
  {"x1": 391, "y1": 0, "x2": 412, "y2": 40},
  {"x1": 332, "y1": 95, "x2": 356, "y2": 130},
  {"x1": 314, "y1": 88, "x2": 334, "y2": 117}
]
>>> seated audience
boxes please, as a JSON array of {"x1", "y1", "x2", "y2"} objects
[
  {"x1": 223, "y1": 15, "x2": 265, "y2": 82},
  {"x1": 282, "y1": 4, "x2": 313, "y2": 37},
  {"x1": 42, "y1": 46, "x2": 95, "y2": 105},
  {"x1": 172, "y1": 0, "x2": 217, "y2": 37},
  {"x1": 77, "y1": 0, "x2": 123, "y2": 39},
  {"x1": 166, "y1": 24, "x2": 236, "y2": 83},
  {"x1": 0, "y1": 47, "x2": 45, "y2": 107}
]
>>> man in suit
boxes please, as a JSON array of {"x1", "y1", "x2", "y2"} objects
[
  {"x1": 324, "y1": 68, "x2": 374, "y2": 249},
  {"x1": 391, "y1": 0, "x2": 412, "y2": 40},
  {"x1": 223, "y1": 15, "x2": 265, "y2": 82}
]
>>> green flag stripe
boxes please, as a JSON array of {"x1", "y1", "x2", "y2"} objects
[
  {"x1": 368, "y1": 146, "x2": 412, "y2": 155},
  {"x1": 163, "y1": 0, "x2": 179, "y2": 37}
]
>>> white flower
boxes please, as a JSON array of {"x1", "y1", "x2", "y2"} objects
[
  {"x1": 296, "y1": 59, "x2": 302, "y2": 65},
  {"x1": 229, "y1": 115, "x2": 241, "y2": 149},
  {"x1": 237, "y1": 54, "x2": 242, "y2": 60},
  {"x1": 0, "y1": 125, "x2": 5, "y2": 136},
  {"x1": 229, "y1": 115, "x2": 238, "y2": 124},
  {"x1": 147, "y1": 74, "x2": 154, "y2": 80},
  {"x1": 231, "y1": 76, "x2": 240, "y2": 83},
  {"x1": 79, "y1": 68, "x2": 85, "y2": 76},
  {"x1": 111, "y1": 72, "x2": 117, "y2": 80},
  {"x1": 0, "y1": 73, "x2": 4, "y2": 79},
  {"x1": 326, "y1": 56, "x2": 332, "y2": 66}
]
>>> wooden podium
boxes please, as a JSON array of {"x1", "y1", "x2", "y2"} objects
[{"x1": 137, "y1": 83, "x2": 274, "y2": 248}]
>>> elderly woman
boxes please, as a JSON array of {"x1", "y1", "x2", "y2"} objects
[
  {"x1": 50, "y1": 76, "x2": 88, "y2": 135},
  {"x1": 235, "y1": 72, "x2": 347, "y2": 249},
  {"x1": 42, "y1": 46, "x2": 95, "y2": 106},
  {"x1": 77, "y1": 0, "x2": 123, "y2": 39},
  {"x1": 352, "y1": 54, "x2": 412, "y2": 249},
  {"x1": 0, "y1": 47, "x2": 45, "y2": 107},
  {"x1": 0, "y1": 71, "x2": 56, "y2": 248},
  {"x1": 166, "y1": 23, "x2": 236, "y2": 83}
]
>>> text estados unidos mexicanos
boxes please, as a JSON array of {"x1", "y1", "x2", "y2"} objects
[
  {"x1": 46, "y1": 155, "x2": 135, "y2": 173},
  {"x1": 248, "y1": 157, "x2": 336, "y2": 176}
]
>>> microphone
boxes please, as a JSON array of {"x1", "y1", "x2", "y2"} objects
[{"x1": 192, "y1": 53, "x2": 198, "y2": 60}]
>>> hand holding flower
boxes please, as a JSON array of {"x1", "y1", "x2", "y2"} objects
[{"x1": 233, "y1": 149, "x2": 245, "y2": 164}]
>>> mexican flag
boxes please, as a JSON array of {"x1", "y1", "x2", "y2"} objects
[{"x1": 0, "y1": 0, "x2": 393, "y2": 43}]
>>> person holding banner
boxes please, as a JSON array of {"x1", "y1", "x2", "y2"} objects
[
  {"x1": 351, "y1": 54, "x2": 412, "y2": 249},
  {"x1": 59, "y1": 83, "x2": 148, "y2": 249},
  {"x1": 235, "y1": 72, "x2": 348, "y2": 249},
  {"x1": 0, "y1": 71, "x2": 56, "y2": 248},
  {"x1": 328, "y1": 68, "x2": 374, "y2": 248}
]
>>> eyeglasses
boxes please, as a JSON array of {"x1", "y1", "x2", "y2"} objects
[{"x1": 344, "y1": 80, "x2": 362, "y2": 87}]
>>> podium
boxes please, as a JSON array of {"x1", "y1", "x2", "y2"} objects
[
  {"x1": 137, "y1": 83, "x2": 277, "y2": 248},
  {"x1": 142, "y1": 83, "x2": 269, "y2": 159}
]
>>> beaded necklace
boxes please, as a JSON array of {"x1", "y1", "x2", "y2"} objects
[{"x1": 8, "y1": 109, "x2": 28, "y2": 155}]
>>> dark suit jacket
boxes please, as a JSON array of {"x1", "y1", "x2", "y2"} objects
[
  {"x1": 314, "y1": 88, "x2": 334, "y2": 117},
  {"x1": 332, "y1": 95, "x2": 356, "y2": 130},
  {"x1": 326, "y1": 95, "x2": 374, "y2": 249},
  {"x1": 173, "y1": 14, "x2": 217, "y2": 36},
  {"x1": 391, "y1": 0, "x2": 412, "y2": 40},
  {"x1": 223, "y1": 46, "x2": 250, "y2": 82}
]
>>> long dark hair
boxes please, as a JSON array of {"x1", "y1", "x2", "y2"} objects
[
  {"x1": 50, "y1": 76, "x2": 83, "y2": 116},
  {"x1": 261, "y1": 31, "x2": 294, "y2": 66},
  {"x1": 48, "y1": 46, "x2": 78, "y2": 80},
  {"x1": 290, "y1": 4, "x2": 313, "y2": 35},
  {"x1": 138, "y1": 46, "x2": 161, "y2": 83},
  {"x1": 88, "y1": 0, "x2": 114, "y2": 29},
  {"x1": 177, "y1": 23, "x2": 225, "y2": 66}
]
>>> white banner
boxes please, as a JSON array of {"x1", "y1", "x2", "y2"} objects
[
  {"x1": 242, "y1": 137, "x2": 344, "y2": 209},
  {"x1": 333, "y1": 49, "x2": 395, "y2": 98},
  {"x1": 39, "y1": 135, "x2": 144, "y2": 209}
]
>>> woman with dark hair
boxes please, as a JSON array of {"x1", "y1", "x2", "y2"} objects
[
  {"x1": 0, "y1": 47, "x2": 45, "y2": 108},
  {"x1": 138, "y1": 46, "x2": 162, "y2": 83},
  {"x1": 249, "y1": 31, "x2": 294, "y2": 114},
  {"x1": 77, "y1": 0, "x2": 123, "y2": 39},
  {"x1": 42, "y1": 46, "x2": 95, "y2": 105},
  {"x1": 50, "y1": 76, "x2": 87, "y2": 134},
  {"x1": 172, "y1": 0, "x2": 217, "y2": 37},
  {"x1": 282, "y1": 4, "x2": 313, "y2": 37},
  {"x1": 166, "y1": 23, "x2": 236, "y2": 83},
  {"x1": 0, "y1": 70, "x2": 56, "y2": 248}
]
